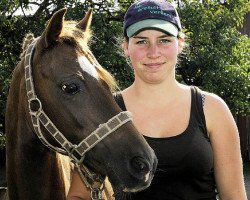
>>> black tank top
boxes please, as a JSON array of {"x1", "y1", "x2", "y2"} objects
[{"x1": 114, "y1": 87, "x2": 217, "y2": 200}]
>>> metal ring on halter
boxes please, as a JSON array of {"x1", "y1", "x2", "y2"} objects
[{"x1": 28, "y1": 97, "x2": 42, "y2": 115}]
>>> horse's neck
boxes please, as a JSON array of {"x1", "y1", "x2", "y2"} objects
[
  {"x1": 5, "y1": 64, "x2": 71, "y2": 200},
  {"x1": 7, "y1": 133, "x2": 70, "y2": 200}
]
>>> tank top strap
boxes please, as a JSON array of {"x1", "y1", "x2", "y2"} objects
[
  {"x1": 113, "y1": 92, "x2": 127, "y2": 111},
  {"x1": 190, "y1": 86, "x2": 209, "y2": 138},
  {"x1": 114, "y1": 88, "x2": 209, "y2": 138}
]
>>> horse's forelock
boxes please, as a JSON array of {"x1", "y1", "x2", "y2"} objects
[{"x1": 61, "y1": 21, "x2": 92, "y2": 45}]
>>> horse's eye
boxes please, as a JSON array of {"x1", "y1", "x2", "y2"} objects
[{"x1": 61, "y1": 83, "x2": 80, "y2": 94}]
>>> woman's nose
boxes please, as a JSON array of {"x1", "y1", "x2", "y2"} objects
[{"x1": 147, "y1": 44, "x2": 161, "y2": 58}]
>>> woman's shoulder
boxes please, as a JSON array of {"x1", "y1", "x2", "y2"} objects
[
  {"x1": 201, "y1": 90, "x2": 236, "y2": 136},
  {"x1": 202, "y1": 90, "x2": 229, "y2": 112}
]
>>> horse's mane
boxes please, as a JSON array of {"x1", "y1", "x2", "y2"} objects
[{"x1": 20, "y1": 21, "x2": 118, "y2": 92}]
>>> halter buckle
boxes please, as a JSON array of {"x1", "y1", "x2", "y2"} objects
[{"x1": 91, "y1": 188, "x2": 103, "y2": 200}]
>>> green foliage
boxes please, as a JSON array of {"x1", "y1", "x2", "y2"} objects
[{"x1": 177, "y1": 0, "x2": 250, "y2": 115}]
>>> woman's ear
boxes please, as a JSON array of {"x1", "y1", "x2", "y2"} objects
[
  {"x1": 178, "y1": 36, "x2": 185, "y2": 54},
  {"x1": 123, "y1": 38, "x2": 129, "y2": 57}
]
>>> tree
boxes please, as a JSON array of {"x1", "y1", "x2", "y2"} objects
[{"x1": 177, "y1": 0, "x2": 250, "y2": 115}]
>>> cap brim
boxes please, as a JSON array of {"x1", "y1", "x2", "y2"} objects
[{"x1": 126, "y1": 19, "x2": 178, "y2": 37}]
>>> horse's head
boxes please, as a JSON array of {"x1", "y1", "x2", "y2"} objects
[{"x1": 23, "y1": 8, "x2": 157, "y2": 193}]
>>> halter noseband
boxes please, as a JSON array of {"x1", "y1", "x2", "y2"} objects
[{"x1": 24, "y1": 38, "x2": 132, "y2": 199}]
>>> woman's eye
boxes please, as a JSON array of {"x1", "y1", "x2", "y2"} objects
[
  {"x1": 159, "y1": 39, "x2": 171, "y2": 44},
  {"x1": 136, "y1": 40, "x2": 148, "y2": 45},
  {"x1": 61, "y1": 83, "x2": 80, "y2": 95}
]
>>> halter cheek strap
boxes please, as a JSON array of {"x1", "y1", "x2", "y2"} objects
[{"x1": 24, "y1": 38, "x2": 132, "y2": 199}]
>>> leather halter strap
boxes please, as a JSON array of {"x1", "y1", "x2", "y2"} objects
[{"x1": 24, "y1": 38, "x2": 132, "y2": 164}]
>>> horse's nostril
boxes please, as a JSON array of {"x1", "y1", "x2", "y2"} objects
[{"x1": 131, "y1": 157, "x2": 149, "y2": 173}]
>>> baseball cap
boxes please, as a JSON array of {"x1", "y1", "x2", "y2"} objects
[{"x1": 124, "y1": 0, "x2": 182, "y2": 37}]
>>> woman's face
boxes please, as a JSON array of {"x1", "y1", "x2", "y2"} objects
[{"x1": 124, "y1": 29, "x2": 183, "y2": 84}]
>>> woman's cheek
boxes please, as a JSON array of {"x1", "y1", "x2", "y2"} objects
[
  {"x1": 164, "y1": 45, "x2": 179, "y2": 60},
  {"x1": 129, "y1": 48, "x2": 146, "y2": 64}
]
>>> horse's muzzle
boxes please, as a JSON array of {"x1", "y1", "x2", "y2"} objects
[{"x1": 123, "y1": 155, "x2": 157, "y2": 192}]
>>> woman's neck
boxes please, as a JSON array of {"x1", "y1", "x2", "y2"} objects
[{"x1": 123, "y1": 78, "x2": 186, "y2": 106}]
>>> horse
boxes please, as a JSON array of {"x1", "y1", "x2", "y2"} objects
[{"x1": 4, "y1": 8, "x2": 157, "y2": 200}]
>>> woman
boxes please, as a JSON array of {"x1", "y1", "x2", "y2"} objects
[{"x1": 67, "y1": 0, "x2": 247, "y2": 199}]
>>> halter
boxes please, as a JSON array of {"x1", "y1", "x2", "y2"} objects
[{"x1": 24, "y1": 38, "x2": 132, "y2": 199}]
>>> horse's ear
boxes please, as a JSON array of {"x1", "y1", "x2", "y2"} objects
[
  {"x1": 43, "y1": 8, "x2": 67, "y2": 48},
  {"x1": 76, "y1": 9, "x2": 93, "y2": 32}
]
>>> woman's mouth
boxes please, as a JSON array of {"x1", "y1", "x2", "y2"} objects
[{"x1": 144, "y1": 62, "x2": 165, "y2": 69}]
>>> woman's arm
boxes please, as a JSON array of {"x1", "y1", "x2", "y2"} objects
[
  {"x1": 204, "y1": 93, "x2": 247, "y2": 200},
  {"x1": 67, "y1": 169, "x2": 91, "y2": 200}
]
